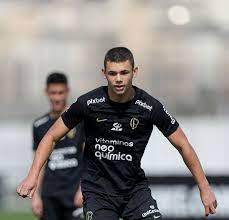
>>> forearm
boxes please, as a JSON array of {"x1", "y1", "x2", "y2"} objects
[
  {"x1": 177, "y1": 142, "x2": 209, "y2": 190},
  {"x1": 74, "y1": 181, "x2": 83, "y2": 207},
  {"x1": 34, "y1": 166, "x2": 44, "y2": 196},
  {"x1": 168, "y1": 128, "x2": 209, "y2": 190},
  {"x1": 29, "y1": 134, "x2": 55, "y2": 179},
  {"x1": 17, "y1": 118, "x2": 70, "y2": 199},
  {"x1": 76, "y1": 181, "x2": 81, "y2": 194}
]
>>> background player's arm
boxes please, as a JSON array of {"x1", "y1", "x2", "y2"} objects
[
  {"x1": 31, "y1": 165, "x2": 44, "y2": 218},
  {"x1": 33, "y1": 162, "x2": 44, "y2": 197},
  {"x1": 74, "y1": 141, "x2": 85, "y2": 208},
  {"x1": 74, "y1": 184, "x2": 83, "y2": 208},
  {"x1": 168, "y1": 127, "x2": 217, "y2": 217},
  {"x1": 30, "y1": 125, "x2": 45, "y2": 217},
  {"x1": 17, "y1": 117, "x2": 70, "y2": 198}
]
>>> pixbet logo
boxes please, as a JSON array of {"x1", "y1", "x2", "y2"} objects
[
  {"x1": 135, "y1": 100, "x2": 153, "y2": 111},
  {"x1": 87, "y1": 97, "x2": 105, "y2": 106}
]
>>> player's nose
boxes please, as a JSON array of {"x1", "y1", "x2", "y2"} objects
[{"x1": 116, "y1": 73, "x2": 122, "y2": 83}]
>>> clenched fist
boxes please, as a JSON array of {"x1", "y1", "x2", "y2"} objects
[{"x1": 17, "y1": 175, "x2": 37, "y2": 199}]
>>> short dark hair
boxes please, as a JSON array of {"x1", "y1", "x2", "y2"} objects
[
  {"x1": 46, "y1": 72, "x2": 68, "y2": 86},
  {"x1": 104, "y1": 47, "x2": 135, "y2": 69}
]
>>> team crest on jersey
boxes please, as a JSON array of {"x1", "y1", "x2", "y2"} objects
[
  {"x1": 130, "y1": 118, "x2": 139, "y2": 130},
  {"x1": 67, "y1": 128, "x2": 76, "y2": 139}
]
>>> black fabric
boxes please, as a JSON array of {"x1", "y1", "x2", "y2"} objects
[
  {"x1": 41, "y1": 195, "x2": 83, "y2": 220},
  {"x1": 61, "y1": 86, "x2": 179, "y2": 195},
  {"x1": 83, "y1": 187, "x2": 162, "y2": 220},
  {"x1": 33, "y1": 113, "x2": 85, "y2": 197}
]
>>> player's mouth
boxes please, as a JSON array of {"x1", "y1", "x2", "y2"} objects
[
  {"x1": 52, "y1": 100, "x2": 65, "y2": 109},
  {"x1": 114, "y1": 85, "x2": 125, "y2": 92},
  {"x1": 53, "y1": 100, "x2": 64, "y2": 105}
]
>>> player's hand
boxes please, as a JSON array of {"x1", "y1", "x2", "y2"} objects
[
  {"x1": 199, "y1": 184, "x2": 217, "y2": 218},
  {"x1": 16, "y1": 175, "x2": 37, "y2": 199},
  {"x1": 74, "y1": 187, "x2": 83, "y2": 208},
  {"x1": 31, "y1": 194, "x2": 43, "y2": 218}
]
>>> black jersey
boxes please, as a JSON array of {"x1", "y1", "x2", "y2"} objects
[
  {"x1": 33, "y1": 113, "x2": 84, "y2": 197},
  {"x1": 61, "y1": 86, "x2": 179, "y2": 195}
]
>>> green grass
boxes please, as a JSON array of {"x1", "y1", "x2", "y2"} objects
[{"x1": 0, "y1": 211, "x2": 36, "y2": 220}]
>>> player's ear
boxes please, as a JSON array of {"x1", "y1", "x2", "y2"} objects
[
  {"x1": 102, "y1": 68, "x2": 106, "y2": 79},
  {"x1": 133, "y1": 67, "x2": 138, "y2": 78}
]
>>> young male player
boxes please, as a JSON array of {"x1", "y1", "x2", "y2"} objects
[
  {"x1": 31, "y1": 72, "x2": 84, "y2": 220},
  {"x1": 17, "y1": 48, "x2": 217, "y2": 220}
]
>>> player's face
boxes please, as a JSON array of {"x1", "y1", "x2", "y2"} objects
[
  {"x1": 103, "y1": 60, "x2": 138, "y2": 96},
  {"x1": 46, "y1": 83, "x2": 69, "y2": 112}
]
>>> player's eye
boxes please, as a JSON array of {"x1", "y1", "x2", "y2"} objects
[
  {"x1": 107, "y1": 71, "x2": 117, "y2": 76},
  {"x1": 50, "y1": 91, "x2": 56, "y2": 95},
  {"x1": 120, "y1": 70, "x2": 129, "y2": 75}
]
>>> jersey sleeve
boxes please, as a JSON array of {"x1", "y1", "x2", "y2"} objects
[
  {"x1": 151, "y1": 100, "x2": 179, "y2": 137},
  {"x1": 61, "y1": 98, "x2": 85, "y2": 130},
  {"x1": 32, "y1": 124, "x2": 40, "y2": 151}
]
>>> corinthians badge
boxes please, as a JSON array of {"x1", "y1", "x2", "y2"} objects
[{"x1": 130, "y1": 117, "x2": 139, "y2": 130}]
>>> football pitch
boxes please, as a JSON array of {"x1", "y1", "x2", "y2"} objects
[{"x1": 0, "y1": 211, "x2": 36, "y2": 220}]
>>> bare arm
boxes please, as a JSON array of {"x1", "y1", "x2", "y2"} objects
[
  {"x1": 17, "y1": 117, "x2": 70, "y2": 198},
  {"x1": 168, "y1": 127, "x2": 217, "y2": 217},
  {"x1": 74, "y1": 183, "x2": 83, "y2": 208},
  {"x1": 31, "y1": 165, "x2": 44, "y2": 218},
  {"x1": 74, "y1": 141, "x2": 85, "y2": 208},
  {"x1": 33, "y1": 162, "x2": 45, "y2": 195}
]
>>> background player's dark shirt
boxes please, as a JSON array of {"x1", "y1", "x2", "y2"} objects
[
  {"x1": 33, "y1": 113, "x2": 84, "y2": 197},
  {"x1": 61, "y1": 86, "x2": 179, "y2": 195}
]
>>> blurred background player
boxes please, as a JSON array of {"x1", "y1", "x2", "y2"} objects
[{"x1": 32, "y1": 72, "x2": 84, "y2": 220}]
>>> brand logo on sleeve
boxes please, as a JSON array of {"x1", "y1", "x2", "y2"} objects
[
  {"x1": 163, "y1": 106, "x2": 176, "y2": 124},
  {"x1": 135, "y1": 100, "x2": 152, "y2": 111},
  {"x1": 87, "y1": 97, "x2": 105, "y2": 106}
]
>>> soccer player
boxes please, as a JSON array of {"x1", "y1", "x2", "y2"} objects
[
  {"x1": 31, "y1": 72, "x2": 84, "y2": 220},
  {"x1": 17, "y1": 48, "x2": 217, "y2": 220}
]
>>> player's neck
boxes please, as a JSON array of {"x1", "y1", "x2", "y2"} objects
[
  {"x1": 50, "y1": 106, "x2": 67, "y2": 118},
  {"x1": 49, "y1": 110, "x2": 62, "y2": 118},
  {"x1": 108, "y1": 86, "x2": 135, "y2": 103}
]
